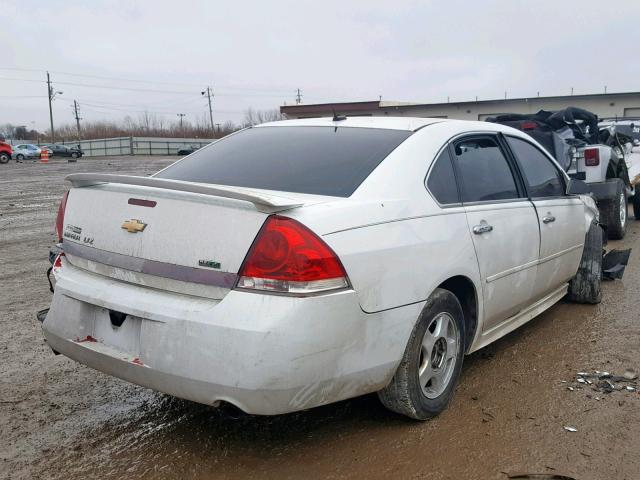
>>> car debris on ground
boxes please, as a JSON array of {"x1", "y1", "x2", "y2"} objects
[
  {"x1": 566, "y1": 369, "x2": 638, "y2": 394},
  {"x1": 505, "y1": 473, "x2": 577, "y2": 480}
]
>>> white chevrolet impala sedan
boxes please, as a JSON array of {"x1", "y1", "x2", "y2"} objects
[{"x1": 41, "y1": 117, "x2": 602, "y2": 419}]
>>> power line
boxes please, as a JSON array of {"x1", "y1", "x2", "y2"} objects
[
  {"x1": 0, "y1": 67, "x2": 295, "y2": 93},
  {"x1": 0, "y1": 95, "x2": 48, "y2": 99},
  {"x1": 0, "y1": 75, "x2": 290, "y2": 97},
  {"x1": 54, "y1": 95, "x2": 203, "y2": 110},
  {"x1": 62, "y1": 99, "x2": 242, "y2": 116}
]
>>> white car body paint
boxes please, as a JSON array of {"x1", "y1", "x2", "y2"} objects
[{"x1": 42, "y1": 117, "x2": 597, "y2": 414}]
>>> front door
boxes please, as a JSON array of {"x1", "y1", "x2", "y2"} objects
[
  {"x1": 451, "y1": 135, "x2": 540, "y2": 331},
  {"x1": 505, "y1": 135, "x2": 585, "y2": 300}
]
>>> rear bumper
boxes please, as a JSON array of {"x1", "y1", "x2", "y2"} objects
[{"x1": 41, "y1": 261, "x2": 417, "y2": 414}]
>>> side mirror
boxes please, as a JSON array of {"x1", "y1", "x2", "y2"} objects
[{"x1": 567, "y1": 178, "x2": 592, "y2": 195}]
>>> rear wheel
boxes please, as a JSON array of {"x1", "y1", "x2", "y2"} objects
[
  {"x1": 633, "y1": 187, "x2": 640, "y2": 221},
  {"x1": 0, "y1": 152, "x2": 9, "y2": 164},
  {"x1": 567, "y1": 222, "x2": 603, "y2": 304},
  {"x1": 600, "y1": 178, "x2": 627, "y2": 240},
  {"x1": 378, "y1": 288, "x2": 465, "y2": 420}
]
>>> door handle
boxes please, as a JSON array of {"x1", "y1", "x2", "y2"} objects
[
  {"x1": 472, "y1": 222, "x2": 493, "y2": 234},
  {"x1": 542, "y1": 215, "x2": 556, "y2": 224}
]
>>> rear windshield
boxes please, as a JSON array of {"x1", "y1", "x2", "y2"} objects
[{"x1": 155, "y1": 126, "x2": 412, "y2": 197}]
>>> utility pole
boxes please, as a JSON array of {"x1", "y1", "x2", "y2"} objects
[
  {"x1": 46, "y1": 72, "x2": 63, "y2": 143},
  {"x1": 295, "y1": 88, "x2": 302, "y2": 105},
  {"x1": 47, "y1": 72, "x2": 54, "y2": 143},
  {"x1": 177, "y1": 113, "x2": 186, "y2": 137},
  {"x1": 201, "y1": 87, "x2": 214, "y2": 136},
  {"x1": 73, "y1": 100, "x2": 82, "y2": 139}
]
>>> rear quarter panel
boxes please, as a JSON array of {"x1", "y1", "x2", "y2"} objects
[
  {"x1": 323, "y1": 208, "x2": 480, "y2": 314},
  {"x1": 291, "y1": 121, "x2": 484, "y2": 319}
]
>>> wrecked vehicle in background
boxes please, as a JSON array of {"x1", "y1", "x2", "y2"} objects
[
  {"x1": 487, "y1": 107, "x2": 636, "y2": 239},
  {"x1": 599, "y1": 117, "x2": 640, "y2": 219}
]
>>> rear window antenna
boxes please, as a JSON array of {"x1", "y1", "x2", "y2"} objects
[{"x1": 332, "y1": 108, "x2": 347, "y2": 122}]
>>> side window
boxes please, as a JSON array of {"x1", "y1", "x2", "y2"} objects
[
  {"x1": 453, "y1": 137, "x2": 520, "y2": 203},
  {"x1": 506, "y1": 136, "x2": 565, "y2": 198},
  {"x1": 426, "y1": 149, "x2": 459, "y2": 204}
]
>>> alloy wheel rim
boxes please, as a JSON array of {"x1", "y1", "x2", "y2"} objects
[
  {"x1": 418, "y1": 312, "x2": 459, "y2": 399},
  {"x1": 620, "y1": 192, "x2": 627, "y2": 227}
]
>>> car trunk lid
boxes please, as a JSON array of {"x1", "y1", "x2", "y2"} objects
[{"x1": 61, "y1": 174, "x2": 333, "y2": 299}]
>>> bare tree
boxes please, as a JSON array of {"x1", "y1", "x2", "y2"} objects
[
  {"x1": 242, "y1": 108, "x2": 285, "y2": 127},
  {"x1": 0, "y1": 123, "x2": 40, "y2": 141},
  {"x1": 1, "y1": 108, "x2": 279, "y2": 143}
]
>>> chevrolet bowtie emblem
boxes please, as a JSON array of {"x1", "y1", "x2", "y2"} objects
[{"x1": 121, "y1": 219, "x2": 147, "y2": 233}]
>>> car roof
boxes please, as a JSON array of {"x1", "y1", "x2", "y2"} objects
[
  {"x1": 255, "y1": 116, "x2": 543, "y2": 136},
  {"x1": 257, "y1": 116, "x2": 448, "y2": 131}
]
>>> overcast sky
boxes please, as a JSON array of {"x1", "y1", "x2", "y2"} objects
[{"x1": 2, "y1": 0, "x2": 640, "y2": 131}]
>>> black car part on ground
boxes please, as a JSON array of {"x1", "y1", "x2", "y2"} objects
[{"x1": 602, "y1": 248, "x2": 632, "y2": 280}]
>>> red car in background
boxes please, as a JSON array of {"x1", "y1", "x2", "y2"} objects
[{"x1": 0, "y1": 140, "x2": 12, "y2": 163}]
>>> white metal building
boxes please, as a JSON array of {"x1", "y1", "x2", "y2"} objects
[{"x1": 280, "y1": 92, "x2": 640, "y2": 121}]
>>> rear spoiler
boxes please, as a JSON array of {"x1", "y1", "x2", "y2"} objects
[{"x1": 65, "y1": 173, "x2": 305, "y2": 209}]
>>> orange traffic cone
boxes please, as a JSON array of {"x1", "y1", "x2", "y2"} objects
[{"x1": 40, "y1": 149, "x2": 49, "y2": 163}]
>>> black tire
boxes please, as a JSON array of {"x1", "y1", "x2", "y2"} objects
[
  {"x1": 600, "y1": 178, "x2": 627, "y2": 240},
  {"x1": 71, "y1": 152, "x2": 79, "y2": 159},
  {"x1": 567, "y1": 222, "x2": 603, "y2": 304},
  {"x1": 16, "y1": 154, "x2": 24, "y2": 160},
  {"x1": 633, "y1": 188, "x2": 640, "y2": 221},
  {"x1": 378, "y1": 288, "x2": 465, "y2": 420},
  {"x1": 0, "y1": 152, "x2": 9, "y2": 164}
]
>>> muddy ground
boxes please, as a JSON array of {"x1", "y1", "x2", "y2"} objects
[{"x1": 1, "y1": 155, "x2": 639, "y2": 480}]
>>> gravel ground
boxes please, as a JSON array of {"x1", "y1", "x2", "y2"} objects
[{"x1": 1, "y1": 155, "x2": 639, "y2": 480}]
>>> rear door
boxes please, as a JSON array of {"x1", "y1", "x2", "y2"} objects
[
  {"x1": 451, "y1": 135, "x2": 540, "y2": 331},
  {"x1": 505, "y1": 135, "x2": 585, "y2": 300}
]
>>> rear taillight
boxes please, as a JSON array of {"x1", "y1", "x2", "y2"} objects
[
  {"x1": 521, "y1": 121, "x2": 538, "y2": 130},
  {"x1": 55, "y1": 191, "x2": 69, "y2": 242},
  {"x1": 584, "y1": 148, "x2": 600, "y2": 167},
  {"x1": 52, "y1": 252, "x2": 65, "y2": 276},
  {"x1": 236, "y1": 215, "x2": 349, "y2": 295}
]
